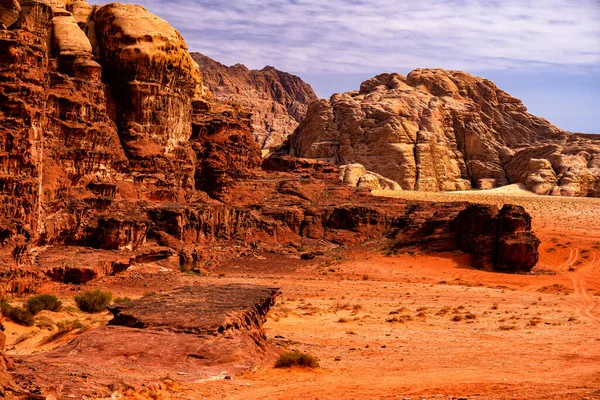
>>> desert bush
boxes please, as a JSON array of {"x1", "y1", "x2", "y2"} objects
[
  {"x1": 499, "y1": 325, "x2": 517, "y2": 331},
  {"x1": 113, "y1": 297, "x2": 131, "y2": 304},
  {"x1": 74, "y1": 289, "x2": 112, "y2": 313},
  {"x1": 56, "y1": 319, "x2": 84, "y2": 332},
  {"x1": 35, "y1": 316, "x2": 54, "y2": 330},
  {"x1": 452, "y1": 315, "x2": 464, "y2": 322},
  {"x1": 0, "y1": 301, "x2": 34, "y2": 327},
  {"x1": 274, "y1": 352, "x2": 319, "y2": 368},
  {"x1": 26, "y1": 294, "x2": 62, "y2": 315},
  {"x1": 436, "y1": 306, "x2": 451, "y2": 316}
]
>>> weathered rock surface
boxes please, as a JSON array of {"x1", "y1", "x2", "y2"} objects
[
  {"x1": 0, "y1": 0, "x2": 260, "y2": 280},
  {"x1": 15, "y1": 284, "x2": 280, "y2": 398},
  {"x1": 285, "y1": 70, "x2": 600, "y2": 197},
  {"x1": 192, "y1": 52, "x2": 318, "y2": 150},
  {"x1": 451, "y1": 204, "x2": 539, "y2": 272},
  {"x1": 339, "y1": 164, "x2": 402, "y2": 191},
  {"x1": 108, "y1": 284, "x2": 279, "y2": 334}
]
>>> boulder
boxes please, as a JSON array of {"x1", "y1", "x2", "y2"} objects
[{"x1": 339, "y1": 164, "x2": 402, "y2": 191}]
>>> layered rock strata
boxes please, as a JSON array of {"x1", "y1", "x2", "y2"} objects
[
  {"x1": 192, "y1": 52, "x2": 318, "y2": 150},
  {"x1": 285, "y1": 70, "x2": 600, "y2": 196}
]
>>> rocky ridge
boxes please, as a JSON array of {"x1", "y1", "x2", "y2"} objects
[
  {"x1": 285, "y1": 70, "x2": 600, "y2": 197},
  {"x1": 192, "y1": 52, "x2": 318, "y2": 150}
]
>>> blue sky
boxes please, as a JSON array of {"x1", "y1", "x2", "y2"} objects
[{"x1": 94, "y1": 0, "x2": 600, "y2": 133}]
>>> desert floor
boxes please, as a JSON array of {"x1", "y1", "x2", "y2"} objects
[{"x1": 4, "y1": 186, "x2": 600, "y2": 399}]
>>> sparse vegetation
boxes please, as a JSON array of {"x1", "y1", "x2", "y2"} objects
[
  {"x1": 26, "y1": 294, "x2": 62, "y2": 315},
  {"x1": 1, "y1": 300, "x2": 35, "y2": 326},
  {"x1": 387, "y1": 314, "x2": 413, "y2": 323},
  {"x1": 113, "y1": 297, "x2": 132, "y2": 304},
  {"x1": 537, "y1": 284, "x2": 570, "y2": 295},
  {"x1": 56, "y1": 319, "x2": 84, "y2": 332},
  {"x1": 274, "y1": 351, "x2": 319, "y2": 368},
  {"x1": 35, "y1": 315, "x2": 54, "y2": 330},
  {"x1": 499, "y1": 325, "x2": 517, "y2": 331},
  {"x1": 436, "y1": 306, "x2": 451, "y2": 316},
  {"x1": 74, "y1": 289, "x2": 113, "y2": 313}
]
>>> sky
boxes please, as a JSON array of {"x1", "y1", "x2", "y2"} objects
[{"x1": 94, "y1": 0, "x2": 600, "y2": 133}]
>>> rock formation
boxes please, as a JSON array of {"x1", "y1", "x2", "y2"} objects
[
  {"x1": 15, "y1": 285, "x2": 280, "y2": 398},
  {"x1": 192, "y1": 53, "x2": 318, "y2": 150},
  {"x1": 285, "y1": 70, "x2": 600, "y2": 197}
]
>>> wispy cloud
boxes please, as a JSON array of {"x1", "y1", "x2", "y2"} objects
[{"x1": 93, "y1": 0, "x2": 600, "y2": 75}]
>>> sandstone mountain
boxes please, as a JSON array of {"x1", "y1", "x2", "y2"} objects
[
  {"x1": 192, "y1": 52, "x2": 318, "y2": 150},
  {"x1": 285, "y1": 70, "x2": 600, "y2": 197}
]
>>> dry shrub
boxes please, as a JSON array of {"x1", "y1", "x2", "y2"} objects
[
  {"x1": 75, "y1": 290, "x2": 112, "y2": 313},
  {"x1": 0, "y1": 301, "x2": 34, "y2": 327},
  {"x1": 274, "y1": 352, "x2": 319, "y2": 368},
  {"x1": 26, "y1": 294, "x2": 62, "y2": 315}
]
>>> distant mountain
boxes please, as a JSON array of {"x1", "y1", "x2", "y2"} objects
[
  {"x1": 192, "y1": 53, "x2": 317, "y2": 150},
  {"x1": 284, "y1": 69, "x2": 600, "y2": 197}
]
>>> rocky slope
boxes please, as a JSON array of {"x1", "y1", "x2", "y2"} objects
[
  {"x1": 285, "y1": 70, "x2": 600, "y2": 197},
  {"x1": 192, "y1": 52, "x2": 318, "y2": 150}
]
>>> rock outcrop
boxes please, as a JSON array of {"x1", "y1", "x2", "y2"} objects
[
  {"x1": 285, "y1": 70, "x2": 600, "y2": 197},
  {"x1": 192, "y1": 52, "x2": 318, "y2": 150},
  {"x1": 15, "y1": 284, "x2": 280, "y2": 398},
  {"x1": 451, "y1": 204, "x2": 539, "y2": 272}
]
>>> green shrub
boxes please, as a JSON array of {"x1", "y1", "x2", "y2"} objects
[
  {"x1": 26, "y1": 294, "x2": 62, "y2": 315},
  {"x1": 113, "y1": 297, "x2": 131, "y2": 304},
  {"x1": 74, "y1": 289, "x2": 112, "y2": 313},
  {"x1": 274, "y1": 352, "x2": 319, "y2": 368},
  {"x1": 0, "y1": 301, "x2": 34, "y2": 327}
]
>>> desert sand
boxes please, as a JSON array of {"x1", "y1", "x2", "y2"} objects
[{"x1": 4, "y1": 187, "x2": 600, "y2": 399}]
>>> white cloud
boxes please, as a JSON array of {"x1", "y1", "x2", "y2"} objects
[{"x1": 93, "y1": 0, "x2": 600, "y2": 75}]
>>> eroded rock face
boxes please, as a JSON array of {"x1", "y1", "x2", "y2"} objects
[
  {"x1": 452, "y1": 204, "x2": 539, "y2": 272},
  {"x1": 286, "y1": 70, "x2": 600, "y2": 197},
  {"x1": 192, "y1": 53, "x2": 318, "y2": 150},
  {"x1": 107, "y1": 284, "x2": 279, "y2": 334}
]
